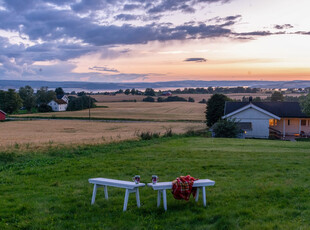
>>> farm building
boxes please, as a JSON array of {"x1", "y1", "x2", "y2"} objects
[
  {"x1": 0, "y1": 110, "x2": 6, "y2": 120},
  {"x1": 48, "y1": 95, "x2": 69, "y2": 112},
  {"x1": 222, "y1": 99, "x2": 310, "y2": 139},
  {"x1": 161, "y1": 92, "x2": 172, "y2": 96},
  {"x1": 48, "y1": 99, "x2": 68, "y2": 112}
]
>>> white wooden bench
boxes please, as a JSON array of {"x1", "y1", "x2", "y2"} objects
[
  {"x1": 89, "y1": 178, "x2": 145, "y2": 211},
  {"x1": 147, "y1": 179, "x2": 215, "y2": 211}
]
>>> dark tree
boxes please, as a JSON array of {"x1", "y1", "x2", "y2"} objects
[
  {"x1": 124, "y1": 89, "x2": 130, "y2": 95},
  {"x1": 77, "y1": 91, "x2": 86, "y2": 97},
  {"x1": 19, "y1": 85, "x2": 36, "y2": 111},
  {"x1": 206, "y1": 94, "x2": 231, "y2": 127},
  {"x1": 188, "y1": 97, "x2": 195, "y2": 102},
  {"x1": 36, "y1": 87, "x2": 56, "y2": 104},
  {"x1": 38, "y1": 104, "x2": 53, "y2": 112},
  {"x1": 131, "y1": 88, "x2": 136, "y2": 95},
  {"x1": 144, "y1": 88, "x2": 155, "y2": 96},
  {"x1": 0, "y1": 89, "x2": 23, "y2": 114},
  {"x1": 157, "y1": 97, "x2": 164, "y2": 102},
  {"x1": 301, "y1": 93, "x2": 310, "y2": 116},
  {"x1": 199, "y1": 99, "x2": 207, "y2": 104},
  {"x1": 67, "y1": 95, "x2": 96, "y2": 111},
  {"x1": 271, "y1": 91, "x2": 284, "y2": 102},
  {"x1": 55, "y1": 87, "x2": 65, "y2": 97},
  {"x1": 142, "y1": 96, "x2": 155, "y2": 102}
]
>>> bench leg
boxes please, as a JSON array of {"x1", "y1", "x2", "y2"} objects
[
  {"x1": 202, "y1": 186, "x2": 206, "y2": 207},
  {"x1": 136, "y1": 188, "x2": 140, "y2": 208},
  {"x1": 91, "y1": 184, "x2": 98, "y2": 205},
  {"x1": 123, "y1": 189, "x2": 130, "y2": 211},
  {"x1": 104, "y1": 185, "x2": 108, "y2": 200},
  {"x1": 163, "y1": 189, "x2": 167, "y2": 211},
  {"x1": 157, "y1": 190, "x2": 161, "y2": 207},
  {"x1": 195, "y1": 188, "x2": 199, "y2": 202}
]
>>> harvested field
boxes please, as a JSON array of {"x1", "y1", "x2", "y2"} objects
[
  {"x1": 92, "y1": 93, "x2": 271, "y2": 102},
  {"x1": 0, "y1": 120, "x2": 203, "y2": 150},
  {"x1": 13, "y1": 102, "x2": 206, "y2": 121}
]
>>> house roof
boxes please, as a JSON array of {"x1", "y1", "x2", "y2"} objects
[
  {"x1": 54, "y1": 99, "x2": 67, "y2": 105},
  {"x1": 224, "y1": 102, "x2": 309, "y2": 118},
  {"x1": 56, "y1": 94, "x2": 65, "y2": 99},
  {"x1": 0, "y1": 110, "x2": 6, "y2": 115}
]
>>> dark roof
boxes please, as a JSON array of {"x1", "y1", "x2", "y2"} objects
[
  {"x1": 54, "y1": 99, "x2": 67, "y2": 105},
  {"x1": 0, "y1": 110, "x2": 6, "y2": 115},
  {"x1": 225, "y1": 102, "x2": 309, "y2": 118}
]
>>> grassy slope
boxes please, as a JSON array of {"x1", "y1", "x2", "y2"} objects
[{"x1": 1, "y1": 137, "x2": 310, "y2": 229}]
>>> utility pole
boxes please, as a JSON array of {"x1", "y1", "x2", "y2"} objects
[{"x1": 88, "y1": 92, "x2": 91, "y2": 121}]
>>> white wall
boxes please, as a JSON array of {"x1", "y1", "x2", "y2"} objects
[
  {"x1": 229, "y1": 107, "x2": 275, "y2": 138},
  {"x1": 48, "y1": 100, "x2": 68, "y2": 112}
]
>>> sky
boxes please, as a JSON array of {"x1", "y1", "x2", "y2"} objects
[{"x1": 0, "y1": 0, "x2": 310, "y2": 83}]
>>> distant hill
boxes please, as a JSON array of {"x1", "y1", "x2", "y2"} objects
[{"x1": 1, "y1": 80, "x2": 310, "y2": 92}]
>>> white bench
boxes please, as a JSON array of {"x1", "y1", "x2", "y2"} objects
[
  {"x1": 89, "y1": 178, "x2": 145, "y2": 211},
  {"x1": 147, "y1": 179, "x2": 215, "y2": 211}
]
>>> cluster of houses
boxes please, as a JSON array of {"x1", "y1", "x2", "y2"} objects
[{"x1": 222, "y1": 98, "x2": 310, "y2": 139}]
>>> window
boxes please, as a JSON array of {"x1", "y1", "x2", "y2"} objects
[
  {"x1": 288, "y1": 120, "x2": 291, "y2": 126},
  {"x1": 301, "y1": 120, "x2": 307, "y2": 126},
  {"x1": 269, "y1": 119, "x2": 278, "y2": 127}
]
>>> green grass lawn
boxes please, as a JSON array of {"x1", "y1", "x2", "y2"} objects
[{"x1": 1, "y1": 137, "x2": 310, "y2": 229}]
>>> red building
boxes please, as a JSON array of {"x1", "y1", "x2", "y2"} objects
[{"x1": 0, "y1": 110, "x2": 6, "y2": 121}]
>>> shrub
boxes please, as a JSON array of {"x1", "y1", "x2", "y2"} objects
[
  {"x1": 38, "y1": 104, "x2": 53, "y2": 112},
  {"x1": 199, "y1": 99, "x2": 207, "y2": 104},
  {"x1": 212, "y1": 119, "x2": 241, "y2": 138},
  {"x1": 157, "y1": 97, "x2": 165, "y2": 102},
  {"x1": 143, "y1": 96, "x2": 155, "y2": 102},
  {"x1": 188, "y1": 97, "x2": 195, "y2": 102},
  {"x1": 139, "y1": 131, "x2": 160, "y2": 140},
  {"x1": 163, "y1": 128, "x2": 173, "y2": 137},
  {"x1": 165, "y1": 96, "x2": 187, "y2": 102}
]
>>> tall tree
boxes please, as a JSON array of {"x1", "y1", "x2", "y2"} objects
[
  {"x1": 301, "y1": 93, "x2": 310, "y2": 115},
  {"x1": 270, "y1": 91, "x2": 284, "y2": 102},
  {"x1": 144, "y1": 88, "x2": 155, "y2": 96},
  {"x1": 0, "y1": 89, "x2": 22, "y2": 114},
  {"x1": 19, "y1": 85, "x2": 36, "y2": 111},
  {"x1": 124, "y1": 89, "x2": 130, "y2": 95},
  {"x1": 206, "y1": 94, "x2": 231, "y2": 127},
  {"x1": 36, "y1": 87, "x2": 56, "y2": 105},
  {"x1": 55, "y1": 87, "x2": 65, "y2": 97}
]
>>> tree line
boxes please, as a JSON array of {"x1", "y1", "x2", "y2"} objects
[{"x1": 0, "y1": 86, "x2": 96, "y2": 114}]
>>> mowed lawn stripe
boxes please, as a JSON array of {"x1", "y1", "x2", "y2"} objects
[{"x1": 0, "y1": 137, "x2": 310, "y2": 229}]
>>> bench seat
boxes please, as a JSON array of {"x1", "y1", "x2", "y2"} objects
[
  {"x1": 147, "y1": 179, "x2": 215, "y2": 211},
  {"x1": 89, "y1": 178, "x2": 145, "y2": 211}
]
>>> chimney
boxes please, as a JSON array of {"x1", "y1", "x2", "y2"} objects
[{"x1": 249, "y1": 96, "x2": 253, "y2": 102}]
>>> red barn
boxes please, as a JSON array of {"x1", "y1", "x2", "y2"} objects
[{"x1": 0, "y1": 110, "x2": 6, "y2": 121}]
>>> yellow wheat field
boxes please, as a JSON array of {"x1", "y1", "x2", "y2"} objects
[
  {"x1": 0, "y1": 120, "x2": 204, "y2": 150},
  {"x1": 92, "y1": 93, "x2": 270, "y2": 103},
  {"x1": 15, "y1": 102, "x2": 206, "y2": 121}
]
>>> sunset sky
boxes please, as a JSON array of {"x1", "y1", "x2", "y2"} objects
[{"x1": 0, "y1": 0, "x2": 310, "y2": 82}]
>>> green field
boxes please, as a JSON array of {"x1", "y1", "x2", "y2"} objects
[{"x1": 1, "y1": 137, "x2": 310, "y2": 229}]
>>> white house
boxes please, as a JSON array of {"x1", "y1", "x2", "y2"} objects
[
  {"x1": 48, "y1": 95, "x2": 68, "y2": 112},
  {"x1": 222, "y1": 99, "x2": 310, "y2": 139}
]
